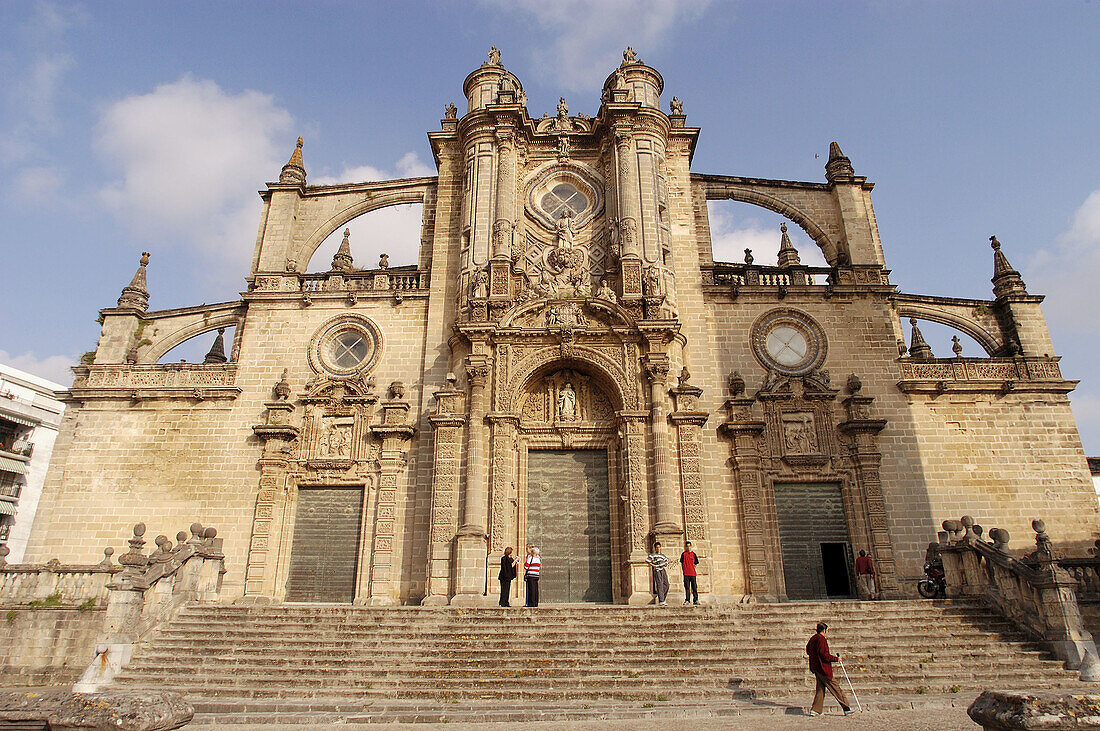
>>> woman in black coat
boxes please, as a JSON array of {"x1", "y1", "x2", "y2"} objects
[{"x1": 498, "y1": 546, "x2": 518, "y2": 606}]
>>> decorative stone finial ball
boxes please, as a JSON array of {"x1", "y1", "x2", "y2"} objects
[
  {"x1": 961, "y1": 515, "x2": 974, "y2": 528},
  {"x1": 133, "y1": 523, "x2": 146, "y2": 537},
  {"x1": 942, "y1": 519, "x2": 961, "y2": 534},
  {"x1": 190, "y1": 523, "x2": 203, "y2": 537},
  {"x1": 1032, "y1": 519, "x2": 1046, "y2": 533},
  {"x1": 203, "y1": 527, "x2": 217, "y2": 540},
  {"x1": 176, "y1": 531, "x2": 188, "y2": 544},
  {"x1": 973, "y1": 525, "x2": 984, "y2": 537},
  {"x1": 155, "y1": 535, "x2": 169, "y2": 548},
  {"x1": 104, "y1": 547, "x2": 114, "y2": 557}
]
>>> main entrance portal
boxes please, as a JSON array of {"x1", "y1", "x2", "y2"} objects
[{"x1": 526, "y1": 450, "x2": 612, "y2": 603}]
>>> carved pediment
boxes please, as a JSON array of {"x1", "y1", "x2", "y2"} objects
[{"x1": 499, "y1": 297, "x2": 636, "y2": 331}]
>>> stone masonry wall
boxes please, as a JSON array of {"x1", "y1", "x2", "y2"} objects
[
  {"x1": 0, "y1": 607, "x2": 105, "y2": 686},
  {"x1": 27, "y1": 296, "x2": 430, "y2": 601}
]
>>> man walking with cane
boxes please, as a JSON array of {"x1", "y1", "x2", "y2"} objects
[{"x1": 806, "y1": 621, "x2": 856, "y2": 716}]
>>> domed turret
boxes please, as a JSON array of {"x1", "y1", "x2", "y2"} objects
[
  {"x1": 462, "y1": 46, "x2": 525, "y2": 114},
  {"x1": 601, "y1": 47, "x2": 664, "y2": 109}
]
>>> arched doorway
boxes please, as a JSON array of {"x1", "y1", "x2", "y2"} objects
[{"x1": 514, "y1": 368, "x2": 620, "y2": 603}]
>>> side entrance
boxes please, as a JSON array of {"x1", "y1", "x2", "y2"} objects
[{"x1": 774, "y1": 481, "x2": 853, "y2": 599}]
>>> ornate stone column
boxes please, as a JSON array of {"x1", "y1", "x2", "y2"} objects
[
  {"x1": 244, "y1": 374, "x2": 299, "y2": 601},
  {"x1": 670, "y1": 372, "x2": 710, "y2": 595},
  {"x1": 615, "y1": 131, "x2": 645, "y2": 320},
  {"x1": 365, "y1": 382, "x2": 415, "y2": 605},
  {"x1": 837, "y1": 385, "x2": 897, "y2": 596},
  {"x1": 487, "y1": 413, "x2": 519, "y2": 555},
  {"x1": 452, "y1": 353, "x2": 492, "y2": 604},
  {"x1": 718, "y1": 378, "x2": 772, "y2": 598},
  {"x1": 643, "y1": 353, "x2": 682, "y2": 543},
  {"x1": 424, "y1": 376, "x2": 465, "y2": 605},
  {"x1": 619, "y1": 412, "x2": 654, "y2": 604}
]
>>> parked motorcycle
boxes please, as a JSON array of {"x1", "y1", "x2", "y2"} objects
[{"x1": 917, "y1": 561, "x2": 946, "y2": 598}]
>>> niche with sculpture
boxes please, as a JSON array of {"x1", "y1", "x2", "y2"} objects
[{"x1": 519, "y1": 369, "x2": 616, "y2": 425}]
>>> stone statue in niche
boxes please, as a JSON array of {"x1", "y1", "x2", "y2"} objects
[
  {"x1": 782, "y1": 413, "x2": 818, "y2": 455},
  {"x1": 558, "y1": 382, "x2": 577, "y2": 421},
  {"x1": 595, "y1": 279, "x2": 617, "y2": 303},
  {"x1": 472, "y1": 269, "x2": 489, "y2": 299},
  {"x1": 643, "y1": 266, "x2": 662, "y2": 296},
  {"x1": 555, "y1": 208, "x2": 576, "y2": 248}
]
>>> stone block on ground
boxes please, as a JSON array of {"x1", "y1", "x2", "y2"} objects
[
  {"x1": 968, "y1": 690, "x2": 1100, "y2": 729},
  {"x1": 0, "y1": 689, "x2": 193, "y2": 730}
]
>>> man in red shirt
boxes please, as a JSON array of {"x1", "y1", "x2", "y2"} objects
[
  {"x1": 680, "y1": 541, "x2": 699, "y2": 605},
  {"x1": 855, "y1": 549, "x2": 877, "y2": 600},
  {"x1": 806, "y1": 622, "x2": 854, "y2": 716}
]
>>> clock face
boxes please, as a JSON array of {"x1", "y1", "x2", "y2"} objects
[{"x1": 751, "y1": 310, "x2": 827, "y2": 375}]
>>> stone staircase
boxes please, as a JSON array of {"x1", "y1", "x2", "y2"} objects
[{"x1": 108, "y1": 600, "x2": 1084, "y2": 725}]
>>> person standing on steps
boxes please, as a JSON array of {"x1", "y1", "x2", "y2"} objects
[
  {"x1": 524, "y1": 546, "x2": 541, "y2": 607},
  {"x1": 680, "y1": 541, "x2": 700, "y2": 605},
  {"x1": 855, "y1": 549, "x2": 877, "y2": 601},
  {"x1": 806, "y1": 621, "x2": 855, "y2": 716},
  {"x1": 498, "y1": 547, "x2": 518, "y2": 607},
  {"x1": 646, "y1": 541, "x2": 670, "y2": 606}
]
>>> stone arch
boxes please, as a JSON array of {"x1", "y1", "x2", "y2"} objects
[
  {"x1": 698, "y1": 176, "x2": 841, "y2": 264},
  {"x1": 502, "y1": 346, "x2": 636, "y2": 413},
  {"x1": 893, "y1": 302, "x2": 1002, "y2": 356},
  {"x1": 295, "y1": 182, "x2": 434, "y2": 268},
  {"x1": 141, "y1": 311, "x2": 244, "y2": 364}
]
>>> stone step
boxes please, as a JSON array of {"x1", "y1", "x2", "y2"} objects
[
  {"x1": 111, "y1": 665, "x2": 1074, "y2": 691},
  {"x1": 120, "y1": 646, "x2": 1059, "y2": 669}
]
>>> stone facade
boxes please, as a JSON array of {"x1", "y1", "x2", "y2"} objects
[{"x1": 24, "y1": 48, "x2": 1100, "y2": 604}]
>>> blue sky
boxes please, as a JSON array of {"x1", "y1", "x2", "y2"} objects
[{"x1": 2, "y1": 1, "x2": 1099, "y2": 450}]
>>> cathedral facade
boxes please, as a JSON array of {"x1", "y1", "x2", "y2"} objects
[{"x1": 26, "y1": 49, "x2": 1099, "y2": 605}]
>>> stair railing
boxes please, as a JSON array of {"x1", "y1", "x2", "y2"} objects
[
  {"x1": 72, "y1": 522, "x2": 224, "y2": 693},
  {"x1": 937, "y1": 515, "x2": 1098, "y2": 675}
]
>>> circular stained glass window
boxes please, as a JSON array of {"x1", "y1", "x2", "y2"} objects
[
  {"x1": 750, "y1": 309, "x2": 827, "y2": 376},
  {"x1": 309, "y1": 315, "x2": 383, "y2": 378},
  {"x1": 540, "y1": 183, "x2": 588, "y2": 220},
  {"x1": 330, "y1": 332, "x2": 370, "y2": 369}
]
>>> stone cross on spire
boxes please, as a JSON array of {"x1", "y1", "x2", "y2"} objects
[
  {"x1": 279, "y1": 136, "x2": 306, "y2": 186},
  {"x1": 117, "y1": 252, "x2": 151, "y2": 311}
]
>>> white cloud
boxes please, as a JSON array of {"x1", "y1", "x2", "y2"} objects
[
  {"x1": 95, "y1": 77, "x2": 295, "y2": 270},
  {"x1": 488, "y1": 0, "x2": 712, "y2": 91},
  {"x1": 708, "y1": 203, "x2": 829, "y2": 269},
  {"x1": 395, "y1": 151, "x2": 435, "y2": 179},
  {"x1": 11, "y1": 165, "x2": 63, "y2": 202},
  {"x1": 0, "y1": 350, "x2": 76, "y2": 387},
  {"x1": 1029, "y1": 190, "x2": 1100, "y2": 333}
]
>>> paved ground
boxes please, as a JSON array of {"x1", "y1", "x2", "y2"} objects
[{"x1": 184, "y1": 696, "x2": 979, "y2": 729}]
